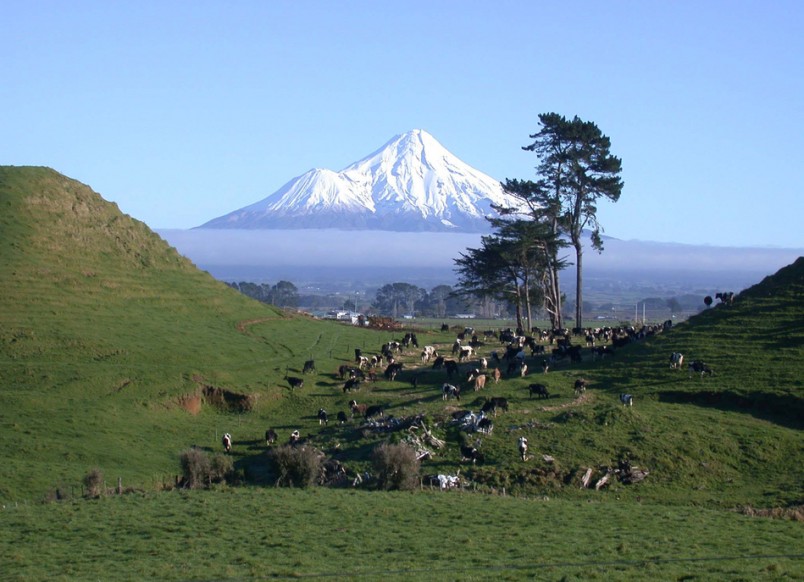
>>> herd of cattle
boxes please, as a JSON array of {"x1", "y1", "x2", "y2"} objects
[{"x1": 222, "y1": 316, "x2": 721, "y2": 479}]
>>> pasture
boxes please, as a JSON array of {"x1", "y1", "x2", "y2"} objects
[
  {"x1": 1, "y1": 488, "x2": 801, "y2": 580},
  {"x1": 1, "y1": 168, "x2": 801, "y2": 579}
]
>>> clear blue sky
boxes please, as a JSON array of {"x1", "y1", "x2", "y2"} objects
[{"x1": 3, "y1": 1, "x2": 803, "y2": 248}]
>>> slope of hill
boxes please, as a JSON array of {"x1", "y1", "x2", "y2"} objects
[
  {"x1": 199, "y1": 129, "x2": 519, "y2": 232},
  {"x1": 0, "y1": 166, "x2": 291, "y2": 498}
]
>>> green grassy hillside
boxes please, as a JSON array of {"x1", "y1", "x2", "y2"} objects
[{"x1": 1, "y1": 166, "x2": 801, "y2": 514}]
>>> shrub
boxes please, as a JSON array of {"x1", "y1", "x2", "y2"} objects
[
  {"x1": 83, "y1": 467, "x2": 105, "y2": 498},
  {"x1": 268, "y1": 445, "x2": 323, "y2": 488},
  {"x1": 179, "y1": 448, "x2": 233, "y2": 489},
  {"x1": 372, "y1": 442, "x2": 420, "y2": 491}
]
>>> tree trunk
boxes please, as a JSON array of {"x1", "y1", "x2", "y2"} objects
[{"x1": 575, "y1": 242, "x2": 583, "y2": 330}]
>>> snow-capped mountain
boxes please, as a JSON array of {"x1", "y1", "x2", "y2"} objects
[{"x1": 199, "y1": 130, "x2": 519, "y2": 232}]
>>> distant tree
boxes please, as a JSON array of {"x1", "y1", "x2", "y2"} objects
[
  {"x1": 666, "y1": 298, "x2": 682, "y2": 314},
  {"x1": 429, "y1": 285, "x2": 453, "y2": 318},
  {"x1": 342, "y1": 298, "x2": 356, "y2": 311},
  {"x1": 373, "y1": 282, "x2": 425, "y2": 317},
  {"x1": 515, "y1": 113, "x2": 623, "y2": 331},
  {"x1": 270, "y1": 280, "x2": 299, "y2": 308}
]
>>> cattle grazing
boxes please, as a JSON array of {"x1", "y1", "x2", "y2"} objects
[
  {"x1": 528, "y1": 383, "x2": 550, "y2": 399},
  {"x1": 492, "y1": 367, "x2": 502, "y2": 383},
  {"x1": 482, "y1": 396, "x2": 509, "y2": 416},
  {"x1": 302, "y1": 359, "x2": 316, "y2": 374},
  {"x1": 477, "y1": 417, "x2": 494, "y2": 435},
  {"x1": 716, "y1": 291, "x2": 735, "y2": 305},
  {"x1": 688, "y1": 360, "x2": 714, "y2": 378},
  {"x1": 348, "y1": 400, "x2": 367, "y2": 418},
  {"x1": 620, "y1": 393, "x2": 633, "y2": 407},
  {"x1": 574, "y1": 378, "x2": 587, "y2": 397},
  {"x1": 669, "y1": 352, "x2": 684, "y2": 369},
  {"x1": 520, "y1": 362, "x2": 528, "y2": 378},
  {"x1": 354, "y1": 348, "x2": 362, "y2": 363},
  {"x1": 480, "y1": 357, "x2": 488, "y2": 370},
  {"x1": 358, "y1": 356, "x2": 370, "y2": 369},
  {"x1": 222, "y1": 433, "x2": 232, "y2": 453},
  {"x1": 318, "y1": 408, "x2": 329, "y2": 425},
  {"x1": 343, "y1": 377, "x2": 362, "y2": 393},
  {"x1": 289, "y1": 430, "x2": 301, "y2": 444},
  {"x1": 518, "y1": 436, "x2": 528, "y2": 461},
  {"x1": 460, "y1": 444, "x2": 484, "y2": 464},
  {"x1": 287, "y1": 376, "x2": 304, "y2": 390},
  {"x1": 432, "y1": 355, "x2": 445, "y2": 369},
  {"x1": 441, "y1": 323, "x2": 449, "y2": 332},
  {"x1": 336, "y1": 411, "x2": 348, "y2": 424},
  {"x1": 442, "y1": 383, "x2": 460, "y2": 401},
  {"x1": 384, "y1": 362, "x2": 403, "y2": 381},
  {"x1": 541, "y1": 359, "x2": 550, "y2": 374},
  {"x1": 472, "y1": 374, "x2": 487, "y2": 392},
  {"x1": 265, "y1": 428, "x2": 278, "y2": 445},
  {"x1": 444, "y1": 360, "x2": 459, "y2": 377},
  {"x1": 364, "y1": 404, "x2": 384, "y2": 421},
  {"x1": 458, "y1": 345, "x2": 474, "y2": 362},
  {"x1": 506, "y1": 360, "x2": 519, "y2": 376}
]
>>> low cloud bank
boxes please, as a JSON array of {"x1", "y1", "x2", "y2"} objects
[{"x1": 158, "y1": 229, "x2": 802, "y2": 276}]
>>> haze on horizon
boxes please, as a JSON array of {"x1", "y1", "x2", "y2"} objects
[{"x1": 2, "y1": 1, "x2": 803, "y2": 248}]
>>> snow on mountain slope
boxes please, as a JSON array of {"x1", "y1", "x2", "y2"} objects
[{"x1": 199, "y1": 130, "x2": 519, "y2": 232}]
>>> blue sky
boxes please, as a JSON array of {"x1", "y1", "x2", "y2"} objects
[{"x1": 2, "y1": 1, "x2": 803, "y2": 248}]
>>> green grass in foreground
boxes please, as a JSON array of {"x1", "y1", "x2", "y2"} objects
[{"x1": 1, "y1": 488, "x2": 801, "y2": 581}]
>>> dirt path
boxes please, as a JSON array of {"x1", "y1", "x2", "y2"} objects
[{"x1": 538, "y1": 390, "x2": 594, "y2": 411}]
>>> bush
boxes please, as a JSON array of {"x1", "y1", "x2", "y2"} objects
[
  {"x1": 83, "y1": 467, "x2": 105, "y2": 498},
  {"x1": 372, "y1": 442, "x2": 420, "y2": 491},
  {"x1": 180, "y1": 448, "x2": 233, "y2": 489},
  {"x1": 268, "y1": 445, "x2": 323, "y2": 488}
]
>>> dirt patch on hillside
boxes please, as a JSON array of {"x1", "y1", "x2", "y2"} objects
[
  {"x1": 738, "y1": 505, "x2": 804, "y2": 521},
  {"x1": 177, "y1": 393, "x2": 203, "y2": 415},
  {"x1": 538, "y1": 391, "x2": 594, "y2": 412}
]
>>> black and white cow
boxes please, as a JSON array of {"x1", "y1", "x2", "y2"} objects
[
  {"x1": 688, "y1": 360, "x2": 714, "y2": 378},
  {"x1": 302, "y1": 359, "x2": 316, "y2": 374},
  {"x1": 289, "y1": 430, "x2": 301, "y2": 444},
  {"x1": 222, "y1": 432, "x2": 232, "y2": 453},
  {"x1": 460, "y1": 444, "x2": 484, "y2": 464},
  {"x1": 528, "y1": 383, "x2": 550, "y2": 399},
  {"x1": 287, "y1": 376, "x2": 304, "y2": 390},
  {"x1": 574, "y1": 378, "x2": 588, "y2": 397},
  {"x1": 317, "y1": 408, "x2": 329, "y2": 425},
  {"x1": 364, "y1": 404, "x2": 384, "y2": 421},
  {"x1": 336, "y1": 411, "x2": 348, "y2": 424},
  {"x1": 265, "y1": 428, "x2": 278, "y2": 445},
  {"x1": 619, "y1": 393, "x2": 633, "y2": 407},
  {"x1": 518, "y1": 436, "x2": 528, "y2": 461},
  {"x1": 442, "y1": 383, "x2": 460, "y2": 401},
  {"x1": 669, "y1": 352, "x2": 684, "y2": 369},
  {"x1": 343, "y1": 377, "x2": 362, "y2": 393}
]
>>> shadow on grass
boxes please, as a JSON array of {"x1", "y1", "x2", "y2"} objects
[{"x1": 657, "y1": 390, "x2": 803, "y2": 430}]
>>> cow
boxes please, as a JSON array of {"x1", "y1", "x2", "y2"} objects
[
  {"x1": 432, "y1": 355, "x2": 445, "y2": 369},
  {"x1": 358, "y1": 356, "x2": 370, "y2": 369},
  {"x1": 492, "y1": 367, "x2": 502, "y2": 384},
  {"x1": 336, "y1": 411, "x2": 348, "y2": 424},
  {"x1": 384, "y1": 362, "x2": 403, "y2": 381},
  {"x1": 287, "y1": 376, "x2": 304, "y2": 390},
  {"x1": 477, "y1": 417, "x2": 494, "y2": 435},
  {"x1": 518, "y1": 436, "x2": 528, "y2": 461},
  {"x1": 348, "y1": 400, "x2": 367, "y2": 418},
  {"x1": 442, "y1": 383, "x2": 460, "y2": 401},
  {"x1": 574, "y1": 378, "x2": 587, "y2": 397},
  {"x1": 541, "y1": 359, "x2": 550, "y2": 374},
  {"x1": 472, "y1": 374, "x2": 487, "y2": 392},
  {"x1": 289, "y1": 430, "x2": 301, "y2": 444},
  {"x1": 458, "y1": 345, "x2": 474, "y2": 362},
  {"x1": 364, "y1": 404, "x2": 384, "y2": 421},
  {"x1": 354, "y1": 348, "x2": 362, "y2": 363},
  {"x1": 318, "y1": 408, "x2": 329, "y2": 425},
  {"x1": 222, "y1": 433, "x2": 232, "y2": 453},
  {"x1": 265, "y1": 428, "x2": 278, "y2": 445},
  {"x1": 460, "y1": 445, "x2": 484, "y2": 464},
  {"x1": 302, "y1": 359, "x2": 316, "y2": 374},
  {"x1": 343, "y1": 377, "x2": 362, "y2": 393},
  {"x1": 669, "y1": 352, "x2": 684, "y2": 369},
  {"x1": 482, "y1": 396, "x2": 508, "y2": 416},
  {"x1": 620, "y1": 393, "x2": 633, "y2": 407},
  {"x1": 688, "y1": 360, "x2": 714, "y2": 378},
  {"x1": 528, "y1": 383, "x2": 550, "y2": 399},
  {"x1": 520, "y1": 362, "x2": 528, "y2": 378},
  {"x1": 444, "y1": 360, "x2": 459, "y2": 377}
]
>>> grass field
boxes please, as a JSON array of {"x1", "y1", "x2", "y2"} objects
[
  {"x1": 1, "y1": 167, "x2": 801, "y2": 580},
  {"x1": 2, "y1": 488, "x2": 801, "y2": 580}
]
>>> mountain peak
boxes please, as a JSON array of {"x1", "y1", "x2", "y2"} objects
[{"x1": 200, "y1": 130, "x2": 517, "y2": 232}]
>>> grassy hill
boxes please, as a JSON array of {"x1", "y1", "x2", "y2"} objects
[{"x1": 1, "y1": 166, "x2": 802, "y2": 513}]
